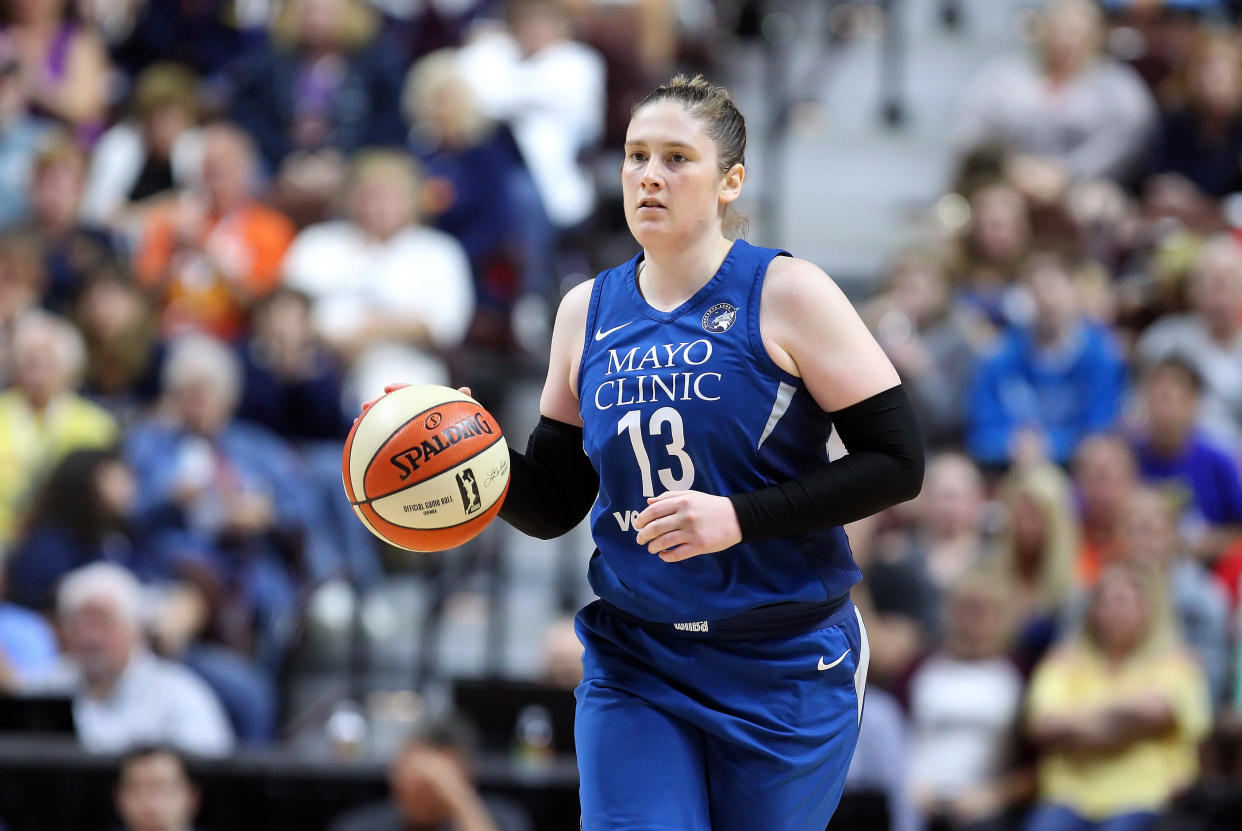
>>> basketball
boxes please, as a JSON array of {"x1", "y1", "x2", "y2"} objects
[{"x1": 342, "y1": 385, "x2": 510, "y2": 552}]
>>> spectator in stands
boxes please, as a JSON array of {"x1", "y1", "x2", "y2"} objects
[
  {"x1": 403, "y1": 50, "x2": 526, "y2": 315},
  {"x1": 22, "y1": 132, "x2": 123, "y2": 315},
  {"x1": 327, "y1": 714, "x2": 532, "y2": 831},
  {"x1": 0, "y1": 0, "x2": 110, "y2": 138},
  {"x1": 0, "y1": 309, "x2": 116, "y2": 546},
  {"x1": 1136, "y1": 234, "x2": 1242, "y2": 448},
  {"x1": 861, "y1": 453, "x2": 987, "y2": 681},
  {"x1": 457, "y1": 0, "x2": 606, "y2": 294},
  {"x1": 0, "y1": 38, "x2": 50, "y2": 228},
  {"x1": 9, "y1": 446, "x2": 277, "y2": 744},
  {"x1": 967, "y1": 251, "x2": 1126, "y2": 469},
  {"x1": 1129, "y1": 356, "x2": 1242, "y2": 565},
  {"x1": 6, "y1": 448, "x2": 156, "y2": 611},
  {"x1": 283, "y1": 149, "x2": 474, "y2": 402},
  {"x1": 863, "y1": 250, "x2": 981, "y2": 449},
  {"x1": 114, "y1": 745, "x2": 200, "y2": 831},
  {"x1": 947, "y1": 182, "x2": 1032, "y2": 333},
  {"x1": 81, "y1": 62, "x2": 204, "y2": 235},
  {"x1": 135, "y1": 123, "x2": 295, "y2": 341},
  {"x1": 1072, "y1": 434, "x2": 1138, "y2": 584},
  {"x1": 0, "y1": 230, "x2": 42, "y2": 382},
  {"x1": 54, "y1": 562, "x2": 234, "y2": 757},
  {"x1": 226, "y1": 0, "x2": 405, "y2": 172},
  {"x1": 989, "y1": 463, "x2": 1081, "y2": 672},
  {"x1": 907, "y1": 572, "x2": 1030, "y2": 831},
  {"x1": 237, "y1": 287, "x2": 349, "y2": 444},
  {"x1": 125, "y1": 333, "x2": 321, "y2": 672},
  {"x1": 237, "y1": 287, "x2": 379, "y2": 586},
  {"x1": 73, "y1": 271, "x2": 165, "y2": 421},
  {"x1": 1024, "y1": 564, "x2": 1210, "y2": 831},
  {"x1": 1154, "y1": 28, "x2": 1242, "y2": 199},
  {"x1": 1116, "y1": 486, "x2": 1231, "y2": 705},
  {"x1": 955, "y1": 0, "x2": 1156, "y2": 191}
]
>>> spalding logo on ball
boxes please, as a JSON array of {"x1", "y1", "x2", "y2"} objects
[{"x1": 342, "y1": 385, "x2": 509, "y2": 551}]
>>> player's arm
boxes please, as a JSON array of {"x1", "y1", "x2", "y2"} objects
[
  {"x1": 635, "y1": 258, "x2": 924, "y2": 560},
  {"x1": 498, "y1": 282, "x2": 600, "y2": 539},
  {"x1": 728, "y1": 256, "x2": 924, "y2": 538}
]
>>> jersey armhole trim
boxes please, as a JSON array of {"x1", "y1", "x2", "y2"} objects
[
  {"x1": 576, "y1": 269, "x2": 611, "y2": 420},
  {"x1": 746, "y1": 250, "x2": 803, "y2": 387}
]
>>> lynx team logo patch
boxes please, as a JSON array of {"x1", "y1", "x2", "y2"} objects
[{"x1": 702, "y1": 302, "x2": 738, "y2": 333}]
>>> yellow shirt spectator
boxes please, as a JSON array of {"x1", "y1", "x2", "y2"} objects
[
  {"x1": 0, "y1": 390, "x2": 117, "y2": 544},
  {"x1": 1027, "y1": 644, "x2": 1210, "y2": 819}
]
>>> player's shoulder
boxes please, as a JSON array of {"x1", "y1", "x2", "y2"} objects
[
  {"x1": 556, "y1": 278, "x2": 595, "y2": 321},
  {"x1": 763, "y1": 255, "x2": 845, "y2": 309},
  {"x1": 550, "y1": 278, "x2": 596, "y2": 345}
]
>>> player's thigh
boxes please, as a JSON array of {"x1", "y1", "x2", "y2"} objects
[
  {"x1": 703, "y1": 701, "x2": 858, "y2": 831},
  {"x1": 705, "y1": 610, "x2": 868, "y2": 831},
  {"x1": 575, "y1": 679, "x2": 711, "y2": 831}
]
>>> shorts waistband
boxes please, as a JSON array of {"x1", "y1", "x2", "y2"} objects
[{"x1": 595, "y1": 593, "x2": 851, "y2": 640}]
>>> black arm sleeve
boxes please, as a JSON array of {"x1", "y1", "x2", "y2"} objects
[
  {"x1": 727, "y1": 384, "x2": 925, "y2": 542},
  {"x1": 499, "y1": 416, "x2": 600, "y2": 540}
]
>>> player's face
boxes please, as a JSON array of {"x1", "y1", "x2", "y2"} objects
[{"x1": 622, "y1": 101, "x2": 742, "y2": 246}]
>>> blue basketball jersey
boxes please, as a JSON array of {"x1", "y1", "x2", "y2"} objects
[{"x1": 577, "y1": 239, "x2": 861, "y2": 624}]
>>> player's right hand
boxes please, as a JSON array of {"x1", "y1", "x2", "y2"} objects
[{"x1": 356, "y1": 383, "x2": 474, "y2": 422}]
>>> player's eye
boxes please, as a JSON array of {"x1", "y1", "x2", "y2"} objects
[
  {"x1": 628, "y1": 151, "x2": 647, "y2": 162},
  {"x1": 669, "y1": 153, "x2": 687, "y2": 164}
]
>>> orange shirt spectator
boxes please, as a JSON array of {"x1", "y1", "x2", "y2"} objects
[{"x1": 135, "y1": 124, "x2": 294, "y2": 340}]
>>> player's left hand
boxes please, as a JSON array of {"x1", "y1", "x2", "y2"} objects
[{"x1": 633, "y1": 491, "x2": 742, "y2": 562}]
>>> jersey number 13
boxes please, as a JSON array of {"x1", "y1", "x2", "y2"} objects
[{"x1": 617, "y1": 407, "x2": 696, "y2": 497}]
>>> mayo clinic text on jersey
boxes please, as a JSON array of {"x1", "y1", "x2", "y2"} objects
[{"x1": 594, "y1": 339, "x2": 722, "y2": 410}]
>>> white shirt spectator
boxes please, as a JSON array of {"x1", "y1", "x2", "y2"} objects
[
  {"x1": 72, "y1": 649, "x2": 234, "y2": 757},
  {"x1": 458, "y1": 26, "x2": 605, "y2": 228},
  {"x1": 1137, "y1": 314, "x2": 1242, "y2": 450},
  {"x1": 907, "y1": 653, "x2": 1024, "y2": 800},
  {"x1": 955, "y1": 55, "x2": 1156, "y2": 182},
  {"x1": 283, "y1": 221, "x2": 475, "y2": 400}
]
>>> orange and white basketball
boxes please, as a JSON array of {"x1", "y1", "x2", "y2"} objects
[{"x1": 342, "y1": 385, "x2": 509, "y2": 552}]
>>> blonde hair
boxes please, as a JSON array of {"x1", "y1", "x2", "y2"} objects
[
  {"x1": 634, "y1": 74, "x2": 749, "y2": 239},
  {"x1": 991, "y1": 463, "x2": 1080, "y2": 613},
  {"x1": 402, "y1": 49, "x2": 491, "y2": 146},
  {"x1": 271, "y1": 0, "x2": 378, "y2": 53}
]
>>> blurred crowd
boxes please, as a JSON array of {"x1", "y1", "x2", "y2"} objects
[
  {"x1": 0, "y1": 0, "x2": 720, "y2": 826},
  {"x1": 843, "y1": 2, "x2": 1242, "y2": 831},
  {"x1": 10, "y1": 0, "x2": 1242, "y2": 829}
]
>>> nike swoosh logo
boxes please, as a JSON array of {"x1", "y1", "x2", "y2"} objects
[
  {"x1": 595, "y1": 322, "x2": 632, "y2": 341},
  {"x1": 818, "y1": 650, "x2": 851, "y2": 671}
]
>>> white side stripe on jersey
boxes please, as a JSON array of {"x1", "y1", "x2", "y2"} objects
[
  {"x1": 756, "y1": 382, "x2": 796, "y2": 450},
  {"x1": 853, "y1": 605, "x2": 870, "y2": 726}
]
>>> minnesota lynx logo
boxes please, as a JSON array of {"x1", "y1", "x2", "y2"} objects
[
  {"x1": 456, "y1": 468, "x2": 481, "y2": 514},
  {"x1": 702, "y1": 302, "x2": 738, "y2": 333}
]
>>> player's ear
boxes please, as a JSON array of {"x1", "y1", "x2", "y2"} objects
[{"x1": 719, "y1": 163, "x2": 744, "y2": 206}]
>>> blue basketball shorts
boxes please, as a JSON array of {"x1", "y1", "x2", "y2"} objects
[{"x1": 573, "y1": 598, "x2": 870, "y2": 831}]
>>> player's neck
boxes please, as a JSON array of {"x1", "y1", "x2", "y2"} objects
[{"x1": 638, "y1": 236, "x2": 734, "y2": 312}]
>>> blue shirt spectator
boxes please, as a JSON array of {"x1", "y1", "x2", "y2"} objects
[
  {"x1": 967, "y1": 254, "x2": 1125, "y2": 467},
  {"x1": 0, "y1": 601, "x2": 58, "y2": 684},
  {"x1": 1129, "y1": 356, "x2": 1242, "y2": 569},
  {"x1": 1133, "y1": 434, "x2": 1242, "y2": 526},
  {"x1": 124, "y1": 334, "x2": 325, "y2": 666}
]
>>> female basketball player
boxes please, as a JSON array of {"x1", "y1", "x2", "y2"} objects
[{"x1": 369, "y1": 75, "x2": 924, "y2": 830}]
